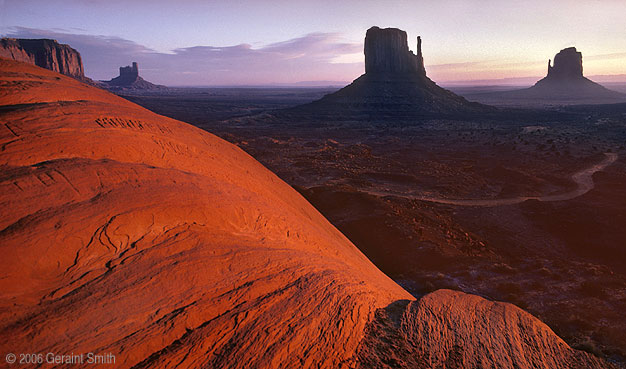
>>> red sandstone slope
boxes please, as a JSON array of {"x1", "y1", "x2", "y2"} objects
[{"x1": 0, "y1": 58, "x2": 610, "y2": 368}]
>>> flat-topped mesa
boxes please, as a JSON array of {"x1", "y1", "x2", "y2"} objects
[
  {"x1": 546, "y1": 47, "x2": 583, "y2": 80},
  {"x1": 364, "y1": 27, "x2": 426, "y2": 76}
]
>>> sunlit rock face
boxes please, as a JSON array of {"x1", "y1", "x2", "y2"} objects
[
  {"x1": 0, "y1": 58, "x2": 612, "y2": 369},
  {"x1": 0, "y1": 57, "x2": 409, "y2": 368}
]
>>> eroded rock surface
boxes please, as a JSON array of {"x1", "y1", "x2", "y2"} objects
[
  {"x1": 530, "y1": 47, "x2": 623, "y2": 99},
  {"x1": 0, "y1": 58, "x2": 408, "y2": 368},
  {"x1": 357, "y1": 290, "x2": 611, "y2": 369}
]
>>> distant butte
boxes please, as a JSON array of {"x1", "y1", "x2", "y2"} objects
[
  {"x1": 531, "y1": 47, "x2": 622, "y2": 97},
  {"x1": 294, "y1": 26, "x2": 492, "y2": 118},
  {"x1": 102, "y1": 61, "x2": 165, "y2": 91},
  {"x1": 473, "y1": 47, "x2": 626, "y2": 105}
]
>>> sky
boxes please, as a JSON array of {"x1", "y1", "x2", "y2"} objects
[{"x1": 1, "y1": 0, "x2": 625, "y2": 86}]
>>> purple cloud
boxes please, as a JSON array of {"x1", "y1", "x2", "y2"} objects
[{"x1": 3, "y1": 27, "x2": 363, "y2": 85}]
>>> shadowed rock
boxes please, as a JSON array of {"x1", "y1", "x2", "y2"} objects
[
  {"x1": 546, "y1": 47, "x2": 583, "y2": 80},
  {"x1": 364, "y1": 27, "x2": 425, "y2": 75}
]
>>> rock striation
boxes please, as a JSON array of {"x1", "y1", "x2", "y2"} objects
[
  {"x1": 296, "y1": 26, "x2": 490, "y2": 118},
  {"x1": 0, "y1": 38, "x2": 93, "y2": 84},
  {"x1": 102, "y1": 61, "x2": 165, "y2": 90},
  {"x1": 0, "y1": 58, "x2": 613, "y2": 369}
]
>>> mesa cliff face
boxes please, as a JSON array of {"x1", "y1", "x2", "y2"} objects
[
  {"x1": 0, "y1": 59, "x2": 612, "y2": 368},
  {"x1": 0, "y1": 38, "x2": 90, "y2": 82},
  {"x1": 297, "y1": 26, "x2": 490, "y2": 118}
]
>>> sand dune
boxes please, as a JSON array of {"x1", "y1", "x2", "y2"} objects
[{"x1": 0, "y1": 58, "x2": 610, "y2": 368}]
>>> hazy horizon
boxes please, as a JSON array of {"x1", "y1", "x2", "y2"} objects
[{"x1": 2, "y1": 0, "x2": 625, "y2": 86}]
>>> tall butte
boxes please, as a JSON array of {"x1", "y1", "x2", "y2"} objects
[{"x1": 299, "y1": 26, "x2": 490, "y2": 117}]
